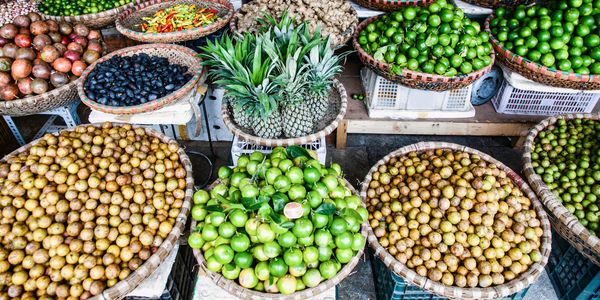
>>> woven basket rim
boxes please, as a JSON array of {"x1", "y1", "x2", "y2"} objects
[
  {"x1": 1, "y1": 122, "x2": 193, "y2": 300},
  {"x1": 0, "y1": 77, "x2": 78, "y2": 116},
  {"x1": 191, "y1": 177, "x2": 367, "y2": 299},
  {"x1": 228, "y1": 0, "x2": 358, "y2": 49},
  {"x1": 484, "y1": 14, "x2": 600, "y2": 84},
  {"x1": 38, "y1": 0, "x2": 143, "y2": 23},
  {"x1": 360, "y1": 142, "x2": 552, "y2": 299},
  {"x1": 522, "y1": 114, "x2": 600, "y2": 258},
  {"x1": 115, "y1": 0, "x2": 234, "y2": 43},
  {"x1": 353, "y1": 15, "x2": 495, "y2": 85},
  {"x1": 221, "y1": 79, "x2": 347, "y2": 147},
  {"x1": 353, "y1": 0, "x2": 436, "y2": 10},
  {"x1": 77, "y1": 43, "x2": 202, "y2": 115}
]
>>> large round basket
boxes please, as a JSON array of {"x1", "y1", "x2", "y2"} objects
[
  {"x1": 1, "y1": 122, "x2": 193, "y2": 300},
  {"x1": 485, "y1": 14, "x2": 600, "y2": 90},
  {"x1": 221, "y1": 79, "x2": 347, "y2": 147},
  {"x1": 0, "y1": 78, "x2": 78, "y2": 117},
  {"x1": 352, "y1": 0, "x2": 435, "y2": 11},
  {"x1": 115, "y1": 0, "x2": 234, "y2": 43},
  {"x1": 38, "y1": 0, "x2": 145, "y2": 28},
  {"x1": 354, "y1": 16, "x2": 494, "y2": 91},
  {"x1": 228, "y1": 1, "x2": 358, "y2": 50},
  {"x1": 361, "y1": 141, "x2": 552, "y2": 299},
  {"x1": 191, "y1": 178, "x2": 367, "y2": 299},
  {"x1": 468, "y1": 0, "x2": 533, "y2": 9},
  {"x1": 523, "y1": 113, "x2": 600, "y2": 266},
  {"x1": 77, "y1": 43, "x2": 202, "y2": 114}
]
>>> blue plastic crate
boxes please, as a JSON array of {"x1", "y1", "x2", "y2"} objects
[
  {"x1": 370, "y1": 250, "x2": 530, "y2": 300},
  {"x1": 546, "y1": 231, "x2": 600, "y2": 300}
]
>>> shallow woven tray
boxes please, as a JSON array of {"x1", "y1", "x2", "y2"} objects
[
  {"x1": 523, "y1": 113, "x2": 600, "y2": 266},
  {"x1": 229, "y1": 1, "x2": 358, "y2": 50},
  {"x1": 485, "y1": 15, "x2": 600, "y2": 90},
  {"x1": 354, "y1": 16, "x2": 495, "y2": 91},
  {"x1": 221, "y1": 79, "x2": 347, "y2": 147},
  {"x1": 360, "y1": 141, "x2": 552, "y2": 299},
  {"x1": 353, "y1": 0, "x2": 435, "y2": 11},
  {"x1": 1, "y1": 122, "x2": 193, "y2": 300},
  {"x1": 38, "y1": 0, "x2": 145, "y2": 28},
  {"x1": 0, "y1": 78, "x2": 78, "y2": 117},
  {"x1": 191, "y1": 178, "x2": 367, "y2": 299},
  {"x1": 77, "y1": 43, "x2": 202, "y2": 114},
  {"x1": 115, "y1": 0, "x2": 233, "y2": 43},
  {"x1": 468, "y1": 0, "x2": 533, "y2": 8}
]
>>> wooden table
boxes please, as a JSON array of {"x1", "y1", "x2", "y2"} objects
[{"x1": 335, "y1": 74, "x2": 547, "y2": 149}]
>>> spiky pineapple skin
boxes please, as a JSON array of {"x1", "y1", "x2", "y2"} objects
[
  {"x1": 232, "y1": 104, "x2": 253, "y2": 129},
  {"x1": 282, "y1": 101, "x2": 313, "y2": 138},
  {"x1": 306, "y1": 94, "x2": 329, "y2": 123},
  {"x1": 253, "y1": 111, "x2": 283, "y2": 139}
]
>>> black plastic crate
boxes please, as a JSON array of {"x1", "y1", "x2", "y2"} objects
[{"x1": 369, "y1": 250, "x2": 530, "y2": 300}]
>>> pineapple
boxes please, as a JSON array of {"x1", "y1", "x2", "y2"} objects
[
  {"x1": 253, "y1": 106, "x2": 283, "y2": 138},
  {"x1": 282, "y1": 100, "x2": 313, "y2": 137}
]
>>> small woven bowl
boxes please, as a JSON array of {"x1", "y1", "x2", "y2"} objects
[
  {"x1": 221, "y1": 79, "x2": 347, "y2": 147},
  {"x1": 361, "y1": 142, "x2": 552, "y2": 299},
  {"x1": 191, "y1": 178, "x2": 367, "y2": 300},
  {"x1": 115, "y1": 0, "x2": 234, "y2": 43},
  {"x1": 38, "y1": 0, "x2": 145, "y2": 28},
  {"x1": 353, "y1": 15, "x2": 495, "y2": 91},
  {"x1": 485, "y1": 14, "x2": 600, "y2": 90},
  {"x1": 522, "y1": 113, "x2": 600, "y2": 266},
  {"x1": 0, "y1": 78, "x2": 78, "y2": 117},
  {"x1": 353, "y1": 0, "x2": 436, "y2": 11},
  {"x1": 77, "y1": 43, "x2": 202, "y2": 115},
  {"x1": 2, "y1": 122, "x2": 193, "y2": 300}
]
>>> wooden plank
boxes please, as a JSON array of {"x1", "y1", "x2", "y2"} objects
[
  {"x1": 345, "y1": 120, "x2": 533, "y2": 136},
  {"x1": 336, "y1": 120, "x2": 348, "y2": 149}
]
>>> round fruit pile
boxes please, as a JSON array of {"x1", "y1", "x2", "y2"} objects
[
  {"x1": 357, "y1": 0, "x2": 493, "y2": 77},
  {"x1": 365, "y1": 149, "x2": 544, "y2": 288},
  {"x1": 0, "y1": 13, "x2": 103, "y2": 101},
  {"x1": 530, "y1": 118, "x2": 600, "y2": 234},
  {"x1": 38, "y1": 0, "x2": 135, "y2": 16},
  {"x1": 189, "y1": 147, "x2": 366, "y2": 295},
  {"x1": 0, "y1": 122, "x2": 188, "y2": 299},
  {"x1": 489, "y1": 1, "x2": 600, "y2": 74}
]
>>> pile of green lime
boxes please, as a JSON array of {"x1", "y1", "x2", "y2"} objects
[
  {"x1": 489, "y1": 0, "x2": 600, "y2": 74},
  {"x1": 530, "y1": 118, "x2": 600, "y2": 233},
  {"x1": 357, "y1": 0, "x2": 493, "y2": 77},
  {"x1": 38, "y1": 0, "x2": 134, "y2": 16},
  {"x1": 188, "y1": 147, "x2": 366, "y2": 294}
]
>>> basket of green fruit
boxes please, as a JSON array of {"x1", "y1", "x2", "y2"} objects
[
  {"x1": 353, "y1": 0, "x2": 495, "y2": 91},
  {"x1": 37, "y1": 0, "x2": 145, "y2": 28},
  {"x1": 362, "y1": 142, "x2": 552, "y2": 298},
  {"x1": 353, "y1": 0, "x2": 436, "y2": 12},
  {"x1": 523, "y1": 114, "x2": 600, "y2": 266},
  {"x1": 188, "y1": 147, "x2": 368, "y2": 297},
  {"x1": 485, "y1": 3, "x2": 600, "y2": 90}
]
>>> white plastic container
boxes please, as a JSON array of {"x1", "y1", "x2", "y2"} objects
[
  {"x1": 361, "y1": 68, "x2": 475, "y2": 119},
  {"x1": 230, "y1": 136, "x2": 327, "y2": 165}
]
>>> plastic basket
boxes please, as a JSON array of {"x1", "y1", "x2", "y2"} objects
[
  {"x1": 231, "y1": 135, "x2": 327, "y2": 165},
  {"x1": 361, "y1": 68, "x2": 475, "y2": 119},
  {"x1": 491, "y1": 80, "x2": 600, "y2": 116},
  {"x1": 546, "y1": 231, "x2": 600, "y2": 300},
  {"x1": 370, "y1": 250, "x2": 530, "y2": 300}
]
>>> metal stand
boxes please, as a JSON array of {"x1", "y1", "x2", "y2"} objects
[{"x1": 3, "y1": 100, "x2": 81, "y2": 146}]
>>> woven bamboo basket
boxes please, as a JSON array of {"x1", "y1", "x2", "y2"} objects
[
  {"x1": 221, "y1": 79, "x2": 347, "y2": 147},
  {"x1": 354, "y1": 16, "x2": 495, "y2": 91},
  {"x1": 191, "y1": 178, "x2": 367, "y2": 299},
  {"x1": 1, "y1": 122, "x2": 194, "y2": 300},
  {"x1": 0, "y1": 78, "x2": 78, "y2": 117},
  {"x1": 485, "y1": 15, "x2": 600, "y2": 90},
  {"x1": 468, "y1": 0, "x2": 533, "y2": 9},
  {"x1": 228, "y1": 1, "x2": 358, "y2": 50},
  {"x1": 38, "y1": 0, "x2": 145, "y2": 28},
  {"x1": 522, "y1": 113, "x2": 600, "y2": 266},
  {"x1": 353, "y1": 0, "x2": 435, "y2": 11},
  {"x1": 115, "y1": 0, "x2": 233, "y2": 43},
  {"x1": 360, "y1": 141, "x2": 553, "y2": 299},
  {"x1": 78, "y1": 43, "x2": 202, "y2": 115}
]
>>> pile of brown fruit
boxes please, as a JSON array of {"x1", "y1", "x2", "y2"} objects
[
  {"x1": 0, "y1": 12, "x2": 103, "y2": 101},
  {"x1": 0, "y1": 122, "x2": 187, "y2": 299},
  {"x1": 365, "y1": 149, "x2": 544, "y2": 288}
]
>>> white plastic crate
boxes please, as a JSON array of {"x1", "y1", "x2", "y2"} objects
[
  {"x1": 491, "y1": 80, "x2": 600, "y2": 116},
  {"x1": 231, "y1": 136, "x2": 327, "y2": 165},
  {"x1": 361, "y1": 68, "x2": 475, "y2": 119}
]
